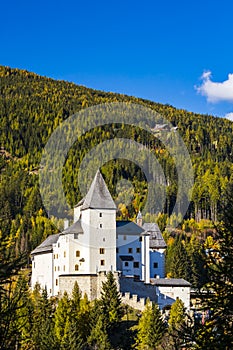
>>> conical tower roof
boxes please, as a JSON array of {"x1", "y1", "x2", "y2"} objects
[{"x1": 81, "y1": 169, "x2": 116, "y2": 210}]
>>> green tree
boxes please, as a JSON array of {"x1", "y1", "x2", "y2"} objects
[
  {"x1": 193, "y1": 185, "x2": 233, "y2": 349},
  {"x1": 88, "y1": 313, "x2": 111, "y2": 350},
  {"x1": 0, "y1": 239, "x2": 26, "y2": 350},
  {"x1": 54, "y1": 291, "x2": 71, "y2": 343},
  {"x1": 170, "y1": 235, "x2": 191, "y2": 281},
  {"x1": 134, "y1": 301, "x2": 166, "y2": 350},
  {"x1": 100, "y1": 271, "x2": 123, "y2": 330},
  {"x1": 168, "y1": 298, "x2": 186, "y2": 349}
]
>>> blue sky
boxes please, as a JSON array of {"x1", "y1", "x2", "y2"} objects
[{"x1": 1, "y1": 0, "x2": 233, "y2": 118}]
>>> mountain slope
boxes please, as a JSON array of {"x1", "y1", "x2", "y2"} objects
[{"x1": 0, "y1": 65, "x2": 233, "y2": 254}]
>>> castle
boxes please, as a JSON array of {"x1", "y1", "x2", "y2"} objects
[{"x1": 31, "y1": 170, "x2": 190, "y2": 310}]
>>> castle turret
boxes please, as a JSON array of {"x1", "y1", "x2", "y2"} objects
[{"x1": 137, "y1": 210, "x2": 143, "y2": 226}]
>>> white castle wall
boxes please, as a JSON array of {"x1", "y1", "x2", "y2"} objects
[{"x1": 31, "y1": 252, "x2": 53, "y2": 295}]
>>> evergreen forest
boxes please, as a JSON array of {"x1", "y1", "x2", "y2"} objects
[{"x1": 1, "y1": 66, "x2": 233, "y2": 349}]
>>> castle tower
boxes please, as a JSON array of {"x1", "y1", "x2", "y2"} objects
[
  {"x1": 137, "y1": 210, "x2": 143, "y2": 226},
  {"x1": 77, "y1": 169, "x2": 117, "y2": 274}
]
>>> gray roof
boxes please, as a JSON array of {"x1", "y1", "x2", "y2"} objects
[
  {"x1": 31, "y1": 234, "x2": 59, "y2": 255},
  {"x1": 116, "y1": 221, "x2": 144, "y2": 235},
  {"x1": 60, "y1": 220, "x2": 84, "y2": 235},
  {"x1": 143, "y1": 223, "x2": 167, "y2": 249},
  {"x1": 81, "y1": 170, "x2": 116, "y2": 210},
  {"x1": 74, "y1": 197, "x2": 85, "y2": 208},
  {"x1": 150, "y1": 278, "x2": 191, "y2": 287}
]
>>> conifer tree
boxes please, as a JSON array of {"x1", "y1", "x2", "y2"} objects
[
  {"x1": 100, "y1": 271, "x2": 123, "y2": 330},
  {"x1": 134, "y1": 301, "x2": 166, "y2": 350},
  {"x1": 170, "y1": 235, "x2": 191, "y2": 281},
  {"x1": 167, "y1": 298, "x2": 186, "y2": 349},
  {"x1": 15, "y1": 275, "x2": 34, "y2": 349},
  {"x1": 54, "y1": 291, "x2": 71, "y2": 343},
  {"x1": 192, "y1": 185, "x2": 233, "y2": 349},
  {"x1": 88, "y1": 313, "x2": 111, "y2": 350},
  {"x1": 78, "y1": 293, "x2": 92, "y2": 343},
  {"x1": 72, "y1": 280, "x2": 82, "y2": 311},
  {"x1": 168, "y1": 297, "x2": 185, "y2": 330}
]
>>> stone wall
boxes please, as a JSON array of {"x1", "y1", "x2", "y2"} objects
[
  {"x1": 59, "y1": 271, "x2": 120, "y2": 300},
  {"x1": 120, "y1": 292, "x2": 152, "y2": 311},
  {"x1": 119, "y1": 276, "x2": 158, "y2": 301}
]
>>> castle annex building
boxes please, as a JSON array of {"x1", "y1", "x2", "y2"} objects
[{"x1": 31, "y1": 170, "x2": 190, "y2": 309}]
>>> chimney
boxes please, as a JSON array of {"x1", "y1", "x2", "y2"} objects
[
  {"x1": 64, "y1": 219, "x2": 69, "y2": 230},
  {"x1": 137, "y1": 211, "x2": 143, "y2": 226}
]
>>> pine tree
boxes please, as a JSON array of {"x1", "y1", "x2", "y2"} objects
[
  {"x1": 15, "y1": 275, "x2": 34, "y2": 349},
  {"x1": 31, "y1": 286, "x2": 59, "y2": 350},
  {"x1": 0, "y1": 240, "x2": 26, "y2": 350},
  {"x1": 78, "y1": 293, "x2": 92, "y2": 343},
  {"x1": 167, "y1": 298, "x2": 186, "y2": 349},
  {"x1": 192, "y1": 185, "x2": 233, "y2": 349},
  {"x1": 54, "y1": 291, "x2": 71, "y2": 343},
  {"x1": 100, "y1": 271, "x2": 123, "y2": 330},
  {"x1": 168, "y1": 297, "x2": 185, "y2": 330},
  {"x1": 71, "y1": 281, "x2": 82, "y2": 311},
  {"x1": 134, "y1": 301, "x2": 166, "y2": 350},
  {"x1": 88, "y1": 313, "x2": 111, "y2": 350},
  {"x1": 170, "y1": 235, "x2": 191, "y2": 281}
]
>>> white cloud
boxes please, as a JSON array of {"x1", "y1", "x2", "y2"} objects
[
  {"x1": 224, "y1": 112, "x2": 233, "y2": 121},
  {"x1": 196, "y1": 71, "x2": 233, "y2": 103}
]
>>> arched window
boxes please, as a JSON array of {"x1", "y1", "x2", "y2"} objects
[{"x1": 75, "y1": 264, "x2": 79, "y2": 271}]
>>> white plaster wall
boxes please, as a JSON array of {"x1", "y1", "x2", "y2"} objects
[
  {"x1": 73, "y1": 206, "x2": 81, "y2": 222},
  {"x1": 157, "y1": 285, "x2": 190, "y2": 309},
  {"x1": 84, "y1": 208, "x2": 116, "y2": 274},
  {"x1": 31, "y1": 252, "x2": 53, "y2": 296}
]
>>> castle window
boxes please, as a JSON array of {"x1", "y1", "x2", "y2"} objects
[
  {"x1": 136, "y1": 248, "x2": 141, "y2": 253},
  {"x1": 123, "y1": 235, "x2": 127, "y2": 240},
  {"x1": 100, "y1": 260, "x2": 105, "y2": 266},
  {"x1": 58, "y1": 266, "x2": 60, "y2": 271},
  {"x1": 54, "y1": 254, "x2": 56, "y2": 259},
  {"x1": 74, "y1": 233, "x2": 78, "y2": 239},
  {"x1": 58, "y1": 243, "x2": 60, "y2": 248},
  {"x1": 153, "y1": 262, "x2": 158, "y2": 268},
  {"x1": 55, "y1": 266, "x2": 56, "y2": 271},
  {"x1": 139, "y1": 237, "x2": 142, "y2": 242},
  {"x1": 133, "y1": 262, "x2": 139, "y2": 268},
  {"x1": 64, "y1": 251, "x2": 66, "y2": 258},
  {"x1": 63, "y1": 265, "x2": 65, "y2": 271},
  {"x1": 99, "y1": 248, "x2": 105, "y2": 254},
  {"x1": 100, "y1": 224, "x2": 102, "y2": 228},
  {"x1": 99, "y1": 213, "x2": 102, "y2": 217},
  {"x1": 125, "y1": 262, "x2": 129, "y2": 267},
  {"x1": 76, "y1": 250, "x2": 80, "y2": 257},
  {"x1": 75, "y1": 264, "x2": 79, "y2": 271},
  {"x1": 56, "y1": 279, "x2": 58, "y2": 286},
  {"x1": 103, "y1": 238, "x2": 105, "y2": 242},
  {"x1": 56, "y1": 254, "x2": 58, "y2": 259},
  {"x1": 34, "y1": 262, "x2": 35, "y2": 268},
  {"x1": 128, "y1": 248, "x2": 132, "y2": 254}
]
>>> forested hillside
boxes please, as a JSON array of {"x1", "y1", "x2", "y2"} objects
[{"x1": 1, "y1": 65, "x2": 233, "y2": 256}]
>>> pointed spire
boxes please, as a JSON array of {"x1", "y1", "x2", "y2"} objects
[
  {"x1": 137, "y1": 210, "x2": 143, "y2": 226},
  {"x1": 81, "y1": 169, "x2": 116, "y2": 210}
]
